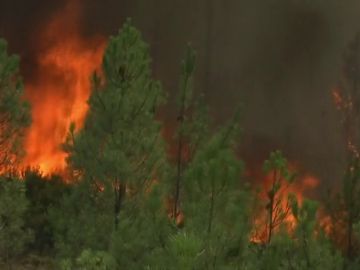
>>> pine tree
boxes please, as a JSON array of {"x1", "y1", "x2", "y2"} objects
[
  {"x1": 173, "y1": 111, "x2": 252, "y2": 269},
  {"x1": 56, "y1": 20, "x2": 170, "y2": 266},
  {"x1": 0, "y1": 38, "x2": 30, "y2": 173},
  {"x1": 24, "y1": 169, "x2": 69, "y2": 253},
  {"x1": 291, "y1": 199, "x2": 343, "y2": 270},
  {"x1": 49, "y1": 177, "x2": 114, "y2": 260},
  {"x1": 262, "y1": 150, "x2": 296, "y2": 244},
  {"x1": 109, "y1": 183, "x2": 171, "y2": 269},
  {"x1": 64, "y1": 19, "x2": 166, "y2": 228},
  {"x1": 172, "y1": 45, "x2": 196, "y2": 221}
]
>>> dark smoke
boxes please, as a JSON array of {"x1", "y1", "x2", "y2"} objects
[{"x1": 1, "y1": 0, "x2": 360, "y2": 189}]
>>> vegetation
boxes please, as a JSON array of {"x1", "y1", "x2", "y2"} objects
[
  {"x1": 0, "y1": 38, "x2": 30, "y2": 173},
  {"x1": 1, "y1": 20, "x2": 360, "y2": 269}
]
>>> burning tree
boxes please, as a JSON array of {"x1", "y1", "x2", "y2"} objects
[
  {"x1": 251, "y1": 150, "x2": 297, "y2": 244},
  {"x1": 264, "y1": 151, "x2": 297, "y2": 244},
  {"x1": 0, "y1": 39, "x2": 30, "y2": 173}
]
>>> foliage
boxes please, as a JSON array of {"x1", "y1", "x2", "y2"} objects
[
  {"x1": 0, "y1": 38, "x2": 31, "y2": 172},
  {"x1": 0, "y1": 177, "x2": 32, "y2": 266},
  {"x1": 165, "y1": 232, "x2": 204, "y2": 269},
  {"x1": 170, "y1": 44, "x2": 210, "y2": 223},
  {"x1": 1, "y1": 19, "x2": 359, "y2": 270},
  {"x1": 23, "y1": 169, "x2": 69, "y2": 253},
  {"x1": 49, "y1": 179, "x2": 114, "y2": 260},
  {"x1": 63, "y1": 18, "x2": 166, "y2": 225},
  {"x1": 109, "y1": 185, "x2": 171, "y2": 269},
  {"x1": 262, "y1": 150, "x2": 297, "y2": 243},
  {"x1": 54, "y1": 19, "x2": 169, "y2": 267},
  {"x1": 172, "y1": 111, "x2": 253, "y2": 269},
  {"x1": 60, "y1": 249, "x2": 117, "y2": 270}
]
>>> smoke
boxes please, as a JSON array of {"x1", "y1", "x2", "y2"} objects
[{"x1": 1, "y1": 0, "x2": 360, "y2": 186}]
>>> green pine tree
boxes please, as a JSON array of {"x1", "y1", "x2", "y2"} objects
[
  {"x1": 262, "y1": 150, "x2": 296, "y2": 244},
  {"x1": 172, "y1": 44, "x2": 196, "y2": 222},
  {"x1": 54, "y1": 20, "x2": 170, "y2": 267},
  {"x1": 64, "y1": 18, "x2": 166, "y2": 228},
  {"x1": 170, "y1": 111, "x2": 252, "y2": 269}
]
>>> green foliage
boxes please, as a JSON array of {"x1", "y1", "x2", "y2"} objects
[
  {"x1": 0, "y1": 177, "x2": 32, "y2": 264},
  {"x1": 177, "y1": 112, "x2": 252, "y2": 269},
  {"x1": 0, "y1": 38, "x2": 31, "y2": 172},
  {"x1": 49, "y1": 180, "x2": 114, "y2": 260},
  {"x1": 166, "y1": 232, "x2": 204, "y2": 269},
  {"x1": 263, "y1": 150, "x2": 296, "y2": 184},
  {"x1": 56, "y1": 19, "x2": 169, "y2": 267},
  {"x1": 324, "y1": 157, "x2": 360, "y2": 262},
  {"x1": 177, "y1": 44, "x2": 196, "y2": 110},
  {"x1": 109, "y1": 185, "x2": 172, "y2": 269},
  {"x1": 64, "y1": 18, "x2": 166, "y2": 195},
  {"x1": 262, "y1": 150, "x2": 297, "y2": 243},
  {"x1": 170, "y1": 44, "x2": 209, "y2": 224},
  {"x1": 60, "y1": 249, "x2": 117, "y2": 270},
  {"x1": 24, "y1": 169, "x2": 69, "y2": 253},
  {"x1": 7, "y1": 19, "x2": 359, "y2": 270}
]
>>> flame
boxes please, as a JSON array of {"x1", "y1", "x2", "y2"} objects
[
  {"x1": 250, "y1": 168, "x2": 319, "y2": 243},
  {"x1": 23, "y1": 1, "x2": 105, "y2": 174}
]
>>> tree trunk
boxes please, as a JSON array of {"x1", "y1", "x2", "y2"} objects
[
  {"x1": 267, "y1": 170, "x2": 277, "y2": 244},
  {"x1": 114, "y1": 182, "x2": 126, "y2": 229},
  {"x1": 173, "y1": 70, "x2": 190, "y2": 222},
  {"x1": 207, "y1": 177, "x2": 215, "y2": 235}
]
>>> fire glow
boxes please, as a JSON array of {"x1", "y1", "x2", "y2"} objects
[
  {"x1": 251, "y1": 169, "x2": 319, "y2": 243},
  {"x1": 23, "y1": 1, "x2": 105, "y2": 174},
  {"x1": 18, "y1": 1, "x2": 326, "y2": 244}
]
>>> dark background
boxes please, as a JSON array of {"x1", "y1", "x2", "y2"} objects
[{"x1": 1, "y1": 0, "x2": 360, "y2": 189}]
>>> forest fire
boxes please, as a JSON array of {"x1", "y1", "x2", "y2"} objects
[
  {"x1": 251, "y1": 167, "x2": 319, "y2": 243},
  {"x1": 23, "y1": 1, "x2": 105, "y2": 174}
]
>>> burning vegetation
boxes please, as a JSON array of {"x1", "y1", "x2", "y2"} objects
[
  {"x1": 23, "y1": 0, "x2": 105, "y2": 174},
  {"x1": 1, "y1": 3, "x2": 360, "y2": 270}
]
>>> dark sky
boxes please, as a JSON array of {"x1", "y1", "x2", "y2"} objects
[{"x1": 1, "y1": 0, "x2": 360, "y2": 189}]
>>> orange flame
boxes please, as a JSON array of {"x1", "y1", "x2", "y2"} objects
[
  {"x1": 23, "y1": 1, "x2": 105, "y2": 174},
  {"x1": 251, "y1": 168, "x2": 319, "y2": 243}
]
